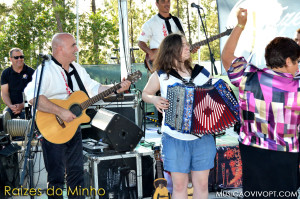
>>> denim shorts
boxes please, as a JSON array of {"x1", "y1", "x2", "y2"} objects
[{"x1": 161, "y1": 133, "x2": 216, "y2": 173}]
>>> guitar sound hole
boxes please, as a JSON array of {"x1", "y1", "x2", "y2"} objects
[{"x1": 69, "y1": 104, "x2": 82, "y2": 117}]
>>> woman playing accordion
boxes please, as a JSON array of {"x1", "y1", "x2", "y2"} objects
[{"x1": 142, "y1": 33, "x2": 216, "y2": 199}]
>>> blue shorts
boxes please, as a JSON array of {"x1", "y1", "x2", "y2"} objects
[{"x1": 161, "y1": 133, "x2": 216, "y2": 173}]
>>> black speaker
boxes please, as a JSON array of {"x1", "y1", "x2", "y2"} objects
[{"x1": 87, "y1": 109, "x2": 144, "y2": 152}]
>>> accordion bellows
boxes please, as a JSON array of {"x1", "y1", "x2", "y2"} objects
[{"x1": 165, "y1": 79, "x2": 239, "y2": 136}]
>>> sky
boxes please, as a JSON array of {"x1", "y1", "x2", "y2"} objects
[{"x1": 1, "y1": 0, "x2": 13, "y2": 6}]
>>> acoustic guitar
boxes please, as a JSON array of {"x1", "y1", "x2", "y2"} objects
[
  {"x1": 152, "y1": 145, "x2": 171, "y2": 199},
  {"x1": 144, "y1": 28, "x2": 233, "y2": 72},
  {"x1": 35, "y1": 70, "x2": 142, "y2": 144},
  {"x1": 152, "y1": 147, "x2": 194, "y2": 198}
]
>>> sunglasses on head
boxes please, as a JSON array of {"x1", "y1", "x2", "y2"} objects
[{"x1": 13, "y1": 55, "x2": 24, "y2": 59}]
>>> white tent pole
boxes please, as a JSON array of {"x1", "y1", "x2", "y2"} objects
[
  {"x1": 118, "y1": 0, "x2": 131, "y2": 80},
  {"x1": 76, "y1": 0, "x2": 79, "y2": 63},
  {"x1": 197, "y1": 0, "x2": 201, "y2": 65}
]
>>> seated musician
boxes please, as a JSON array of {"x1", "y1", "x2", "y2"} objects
[
  {"x1": 24, "y1": 33, "x2": 131, "y2": 199},
  {"x1": 222, "y1": 8, "x2": 300, "y2": 198},
  {"x1": 142, "y1": 33, "x2": 216, "y2": 199},
  {"x1": 1, "y1": 48, "x2": 34, "y2": 119}
]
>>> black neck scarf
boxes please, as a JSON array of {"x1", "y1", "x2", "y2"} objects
[{"x1": 158, "y1": 13, "x2": 173, "y2": 34}]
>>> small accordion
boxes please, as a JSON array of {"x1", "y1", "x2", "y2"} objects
[{"x1": 165, "y1": 78, "x2": 239, "y2": 136}]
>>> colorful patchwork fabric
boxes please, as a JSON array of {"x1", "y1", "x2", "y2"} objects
[{"x1": 227, "y1": 57, "x2": 300, "y2": 152}]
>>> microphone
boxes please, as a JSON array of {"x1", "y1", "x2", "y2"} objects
[
  {"x1": 39, "y1": 53, "x2": 51, "y2": 61},
  {"x1": 191, "y1": 2, "x2": 203, "y2": 9}
]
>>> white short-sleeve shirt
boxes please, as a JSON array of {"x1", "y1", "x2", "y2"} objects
[
  {"x1": 24, "y1": 57, "x2": 101, "y2": 101},
  {"x1": 138, "y1": 14, "x2": 184, "y2": 49}
]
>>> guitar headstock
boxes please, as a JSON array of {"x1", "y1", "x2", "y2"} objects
[
  {"x1": 153, "y1": 145, "x2": 161, "y2": 161},
  {"x1": 225, "y1": 27, "x2": 233, "y2": 36},
  {"x1": 127, "y1": 70, "x2": 142, "y2": 84}
]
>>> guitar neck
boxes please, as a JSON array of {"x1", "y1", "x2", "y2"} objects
[
  {"x1": 190, "y1": 32, "x2": 227, "y2": 51},
  {"x1": 80, "y1": 83, "x2": 121, "y2": 109},
  {"x1": 156, "y1": 160, "x2": 164, "y2": 179}
]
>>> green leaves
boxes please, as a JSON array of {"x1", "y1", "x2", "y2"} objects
[{"x1": 0, "y1": 0, "x2": 220, "y2": 67}]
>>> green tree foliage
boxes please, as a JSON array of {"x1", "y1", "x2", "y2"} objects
[
  {"x1": 0, "y1": 3, "x2": 12, "y2": 32},
  {"x1": 170, "y1": 0, "x2": 220, "y2": 61},
  {"x1": 127, "y1": 0, "x2": 152, "y2": 63},
  {"x1": 0, "y1": 0, "x2": 221, "y2": 113},
  {"x1": 0, "y1": 0, "x2": 220, "y2": 67},
  {"x1": 51, "y1": 0, "x2": 77, "y2": 33},
  {"x1": 0, "y1": 0, "x2": 77, "y2": 68},
  {"x1": 78, "y1": 0, "x2": 119, "y2": 64},
  {"x1": 114, "y1": 0, "x2": 220, "y2": 64},
  {"x1": 79, "y1": 11, "x2": 119, "y2": 64},
  {"x1": 199, "y1": 0, "x2": 220, "y2": 61}
]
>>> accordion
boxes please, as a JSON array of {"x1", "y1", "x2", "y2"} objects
[{"x1": 165, "y1": 78, "x2": 239, "y2": 136}]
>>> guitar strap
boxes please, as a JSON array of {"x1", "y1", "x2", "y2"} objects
[
  {"x1": 69, "y1": 64, "x2": 89, "y2": 97},
  {"x1": 171, "y1": 15, "x2": 185, "y2": 35}
]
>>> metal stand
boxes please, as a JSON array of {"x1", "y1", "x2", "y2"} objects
[
  {"x1": 211, "y1": 134, "x2": 221, "y2": 192},
  {"x1": 19, "y1": 56, "x2": 48, "y2": 198},
  {"x1": 195, "y1": 7, "x2": 218, "y2": 76},
  {"x1": 193, "y1": 5, "x2": 220, "y2": 192},
  {"x1": 118, "y1": 166, "x2": 137, "y2": 199}
]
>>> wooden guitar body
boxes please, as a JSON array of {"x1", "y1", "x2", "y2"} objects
[
  {"x1": 152, "y1": 187, "x2": 171, "y2": 199},
  {"x1": 145, "y1": 49, "x2": 158, "y2": 72},
  {"x1": 36, "y1": 91, "x2": 90, "y2": 144},
  {"x1": 187, "y1": 186, "x2": 193, "y2": 199},
  {"x1": 153, "y1": 178, "x2": 171, "y2": 199}
]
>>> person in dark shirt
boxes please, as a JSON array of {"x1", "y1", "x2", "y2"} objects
[{"x1": 1, "y1": 48, "x2": 34, "y2": 118}]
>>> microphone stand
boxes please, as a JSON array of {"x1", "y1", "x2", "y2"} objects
[
  {"x1": 20, "y1": 56, "x2": 48, "y2": 197},
  {"x1": 195, "y1": 7, "x2": 218, "y2": 76},
  {"x1": 195, "y1": 6, "x2": 219, "y2": 192}
]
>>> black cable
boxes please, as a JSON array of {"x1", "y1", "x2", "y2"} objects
[
  {"x1": 33, "y1": 139, "x2": 46, "y2": 189},
  {"x1": 141, "y1": 100, "x2": 146, "y2": 133}
]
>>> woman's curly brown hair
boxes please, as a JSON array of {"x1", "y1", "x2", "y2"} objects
[{"x1": 152, "y1": 33, "x2": 192, "y2": 77}]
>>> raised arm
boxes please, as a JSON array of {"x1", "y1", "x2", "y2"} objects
[{"x1": 221, "y1": 8, "x2": 247, "y2": 71}]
